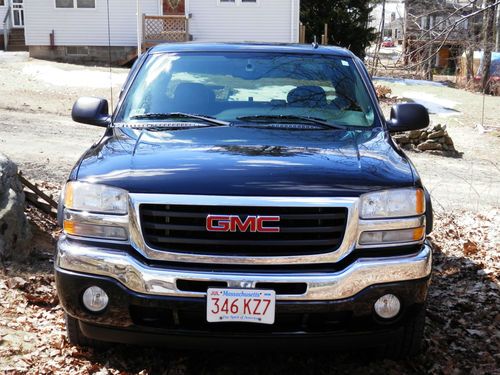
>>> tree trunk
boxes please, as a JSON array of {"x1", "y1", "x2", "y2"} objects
[
  {"x1": 425, "y1": 43, "x2": 434, "y2": 81},
  {"x1": 371, "y1": 0, "x2": 386, "y2": 75},
  {"x1": 496, "y1": 4, "x2": 500, "y2": 51},
  {"x1": 466, "y1": 1, "x2": 480, "y2": 82},
  {"x1": 481, "y1": 0, "x2": 496, "y2": 93},
  {"x1": 403, "y1": 1, "x2": 408, "y2": 66}
]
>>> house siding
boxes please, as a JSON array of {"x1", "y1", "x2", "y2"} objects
[
  {"x1": 0, "y1": 5, "x2": 8, "y2": 32},
  {"x1": 24, "y1": 0, "x2": 160, "y2": 47},
  {"x1": 188, "y1": 0, "x2": 299, "y2": 43}
]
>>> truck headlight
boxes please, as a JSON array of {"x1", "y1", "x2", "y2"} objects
[
  {"x1": 64, "y1": 181, "x2": 128, "y2": 214},
  {"x1": 360, "y1": 188, "x2": 424, "y2": 219},
  {"x1": 63, "y1": 182, "x2": 129, "y2": 241}
]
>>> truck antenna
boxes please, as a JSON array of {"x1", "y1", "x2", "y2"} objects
[
  {"x1": 312, "y1": 36, "x2": 319, "y2": 49},
  {"x1": 106, "y1": 0, "x2": 114, "y2": 127}
]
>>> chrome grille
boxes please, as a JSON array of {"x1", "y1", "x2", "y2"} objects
[{"x1": 139, "y1": 204, "x2": 348, "y2": 256}]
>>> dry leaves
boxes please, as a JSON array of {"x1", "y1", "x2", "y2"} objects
[
  {"x1": 0, "y1": 209, "x2": 498, "y2": 374},
  {"x1": 463, "y1": 240, "x2": 479, "y2": 256},
  {"x1": 375, "y1": 84, "x2": 392, "y2": 99}
]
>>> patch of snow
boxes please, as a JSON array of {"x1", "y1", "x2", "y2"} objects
[
  {"x1": 22, "y1": 64, "x2": 127, "y2": 89},
  {"x1": 0, "y1": 51, "x2": 29, "y2": 63},
  {"x1": 400, "y1": 91, "x2": 460, "y2": 117},
  {"x1": 374, "y1": 77, "x2": 446, "y2": 87}
]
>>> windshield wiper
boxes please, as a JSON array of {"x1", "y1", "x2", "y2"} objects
[
  {"x1": 236, "y1": 115, "x2": 347, "y2": 130},
  {"x1": 130, "y1": 112, "x2": 230, "y2": 127}
]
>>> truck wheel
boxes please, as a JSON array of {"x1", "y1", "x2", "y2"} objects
[
  {"x1": 65, "y1": 313, "x2": 107, "y2": 349},
  {"x1": 382, "y1": 304, "x2": 426, "y2": 358}
]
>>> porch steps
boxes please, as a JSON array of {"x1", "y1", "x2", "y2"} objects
[{"x1": 7, "y1": 29, "x2": 28, "y2": 52}]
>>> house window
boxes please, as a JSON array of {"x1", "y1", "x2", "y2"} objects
[
  {"x1": 56, "y1": 0, "x2": 95, "y2": 8},
  {"x1": 56, "y1": 0, "x2": 74, "y2": 7},
  {"x1": 0, "y1": 0, "x2": 5, "y2": 7},
  {"x1": 77, "y1": 0, "x2": 95, "y2": 8},
  {"x1": 66, "y1": 46, "x2": 89, "y2": 56}
]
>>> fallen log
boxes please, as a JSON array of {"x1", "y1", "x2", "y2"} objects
[{"x1": 18, "y1": 173, "x2": 58, "y2": 218}]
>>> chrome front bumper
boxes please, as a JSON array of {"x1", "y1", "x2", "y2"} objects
[{"x1": 56, "y1": 236, "x2": 432, "y2": 301}]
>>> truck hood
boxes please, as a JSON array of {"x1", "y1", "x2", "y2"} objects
[{"x1": 75, "y1": 126, "x2": 415, "y2": 196}]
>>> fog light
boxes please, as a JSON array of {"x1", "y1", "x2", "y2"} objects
[
  {"x1": 82, "y1": 286, "x2": 109, "y2": 312},
  {"x1": 374, "y1": 294, "x2": 401, "y2": 319}
]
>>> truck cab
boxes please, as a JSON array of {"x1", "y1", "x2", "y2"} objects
[{"x1": 56, "y1": 43, "x2": 432, "y2": 357}]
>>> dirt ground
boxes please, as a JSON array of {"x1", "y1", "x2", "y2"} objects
[
  {"x1": 0, "y1": 208, "x2": 497, "y2": 374},
  {"x1": 375, "y1": 79, "x2": 500, "y2": 213},
  {"x1": 0, "y1": 54, "x2": 125, "y2": 185},
  {"x1": 0, "y1": 55, "x2": 498, "y2": 212},
  {"x1": 0, "y1": 54, "x2": 499, "y2": 374}
]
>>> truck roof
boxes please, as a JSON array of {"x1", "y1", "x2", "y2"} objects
[{"x1": 149, "y1": 42, "x2": 355, "y2": 58}]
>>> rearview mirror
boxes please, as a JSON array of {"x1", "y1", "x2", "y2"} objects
[
  {"x1": 72, "y1": 97, "x2": 110, "y2": 127},
  {"x1": 387, "y1": 103, "x2": 429, "y2": 133}
]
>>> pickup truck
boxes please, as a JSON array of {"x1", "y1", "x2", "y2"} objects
[{"x1": 56, "y1": 43, "x2": 433, "y2": 357}]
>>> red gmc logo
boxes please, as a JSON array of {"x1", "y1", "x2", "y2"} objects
[{"x1": 206, "y1": 215, "x2": 280, "y2": 233}]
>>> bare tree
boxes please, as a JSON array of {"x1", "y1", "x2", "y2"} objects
[
  {"x1": 371, "y1": 0, "x2": 386, "y2": 75},
  {"x1": 466, "y1": 0, "x2": 481, "y2": 82},
  {"x1": 369, "y1": 0, "x2": 499, "y2": 89},
  {"x1": 481, "y1": 0, "x2": 497, "y2": 92}
]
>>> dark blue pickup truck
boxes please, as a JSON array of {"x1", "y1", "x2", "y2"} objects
[{"x1": 56, "y1": 43, "x2": 433, "y2": 357}]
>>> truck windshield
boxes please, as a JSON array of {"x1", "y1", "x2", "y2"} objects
[{"x1": 116, "y1": 52, "x2": 376, "y2": 128}]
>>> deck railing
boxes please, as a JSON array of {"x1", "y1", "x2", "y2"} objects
[{"x1": 142, "y1": 15, "x2": 189, "y2": 47}]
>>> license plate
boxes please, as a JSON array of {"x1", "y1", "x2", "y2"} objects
[{"x1": 207, "y1": 288, "x2": 276, "y2": 324}]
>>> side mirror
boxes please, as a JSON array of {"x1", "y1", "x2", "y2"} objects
[
  {"x1": 387, "y1": 103, "x2": 429, "y2": 132},
  {"x1": 72, "y1": 97, "x2": 110, "y2": 127}
]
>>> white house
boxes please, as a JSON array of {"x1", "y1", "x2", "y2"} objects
[
  {"x1": 0, "y1": 1, "x2": 8, "y2": 32},
  {"x1": 2, "y1": 0, "x2": 28, "y2": 51},
  {"x1": 12, "y1": 0, "x2": 300, "y2": 64}
]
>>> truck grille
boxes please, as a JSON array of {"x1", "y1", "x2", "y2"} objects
[{"x1": 139, "y1": 204, "x2": 348, "y2": 256}]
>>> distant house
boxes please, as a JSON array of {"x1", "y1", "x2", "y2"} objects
[
  {"x1": 370, "y1": 0, "x2": 481, "y2": 74},
  {"x1": 369, "y1": 0, "x2": 405, "y2": 44},
  {"x1": 404, "y1": 0, "x2": 479, "y2": 73},
  {"x1": 6, "y1": 0, "x2": 300, "y2": 64}
]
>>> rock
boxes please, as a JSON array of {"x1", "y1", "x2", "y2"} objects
[
  {"x1": 417, "y1": 141, "x2": 443, "y2": 151},
  {"x1": 410, "y1": 143, "x2": 421, "y2": 152},
  {"x1": 400, "y1": 124, "x2": 460, "y2": 157},
  {"x1": 408, "y1": 130, "x2": 422, "y2": 139},
  {"x1": 429, "y1": 150, "x2": 445, "y2": 156},
  {"x1": 401, "y1": 143, "x2": 412, "y2": 150},
  {"x1": 428, "y1": 130, "x2": 445, "y2": 139},
  {"x1": 392, "y1": 134, "x2": 410, "y2": 144},
  {"x1": 0, "y1": 153, "x2": 31, "y2": 262}
]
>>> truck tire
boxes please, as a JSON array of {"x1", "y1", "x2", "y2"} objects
[
  {"x1": 65, "y1": 313, "x2": 107, "y2": 348},
  {"x1": 382, "y1": 304, "x2": 426, "y2": 358}
]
